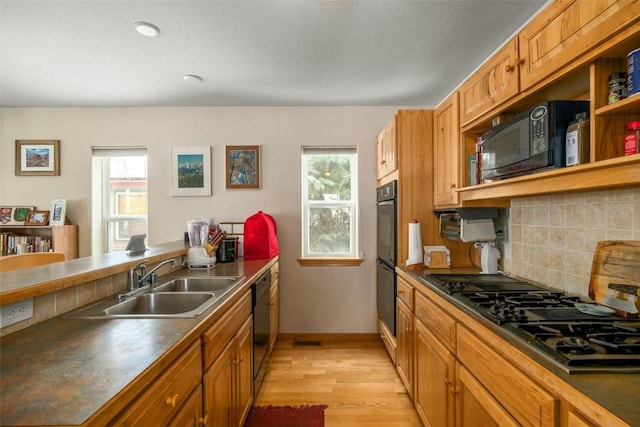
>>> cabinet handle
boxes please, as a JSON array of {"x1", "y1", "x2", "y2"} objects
[
  {"x1": 449, "y1": 183, "x2": 456, "y2": 189},
  {"x1": 200, "y1": 414, "x2": 210, "y2": 426},
  {"x1": 165, "y1": 393, "x2": 179, "y2": 407},
  {"x1": 505, "y1": 63, "x2": 515, "y2": 73},
  {"x1": 380, "y1": 160, "x2": 386, "y2": 165},
  {"x1": 239, "y1": 354, "x2": 244, "y2": 363},
  {"x1": 398, "y1": 290, "x2": 405, "y2": 295}
]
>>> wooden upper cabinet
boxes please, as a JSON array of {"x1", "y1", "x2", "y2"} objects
[
  {"x1": 433, "y1": 92, "x2": 461, "y2": 207},
  {"x1": 519, "y1": 0, "x2": 640, "y2": 91},
  {"x1": 459, "y1": 38, "x2": 520, "y2": 127},
  {"x1": 376, "y1": 116, "x2": 398, "y2": 180}
]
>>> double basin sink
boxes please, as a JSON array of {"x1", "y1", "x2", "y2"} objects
[{"x1": 65, "y1": 276, "x2": 245, "y2": 319}]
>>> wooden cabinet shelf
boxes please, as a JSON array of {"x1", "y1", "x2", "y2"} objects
[
  {"x1": 458, "y1": 155, "x2": 640, "y2": 202},
  {"x1": 0, "y1": 224, "x2": 78, "y2": 260}
]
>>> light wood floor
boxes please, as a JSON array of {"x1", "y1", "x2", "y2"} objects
[{"x1": 254, "y1": 334, "x2": 423, "y2": 426}]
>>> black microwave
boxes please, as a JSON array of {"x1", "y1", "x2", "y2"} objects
[{"x1": 481, "y1": 100, "x2": 589, "y2": 181}]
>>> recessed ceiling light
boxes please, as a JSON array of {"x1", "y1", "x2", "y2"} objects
[
  {"x1": 134, "y1": 22, "x2": 160, "y2": 37},
  {"x1": 184, "y1": 74, "x2": 203, "y2": 83}
]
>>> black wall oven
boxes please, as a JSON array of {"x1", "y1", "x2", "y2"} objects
[{"x1": 376, "y1": 180, "x2": 397, "y2": 336}]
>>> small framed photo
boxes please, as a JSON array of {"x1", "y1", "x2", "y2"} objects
[
  {"x1": 24, "y1": 210, "x2": 50, "y2": 226},
  {"x1": 0, "y1": 206, "x2": 36, "y2": 225},
  {"x1": 15, "y1": 140, "x2": 61, "y2": 176},
  {"x1": 226, "y1": 145, "x2": 260, "y2": 189},
  {"x1": 171, "y1": 147, "x2": 212, "y2": 197},
  {"x1": 50, "y1": 199, "x2": 67, "y2": 226}
]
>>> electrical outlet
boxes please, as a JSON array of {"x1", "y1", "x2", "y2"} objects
[{"x1": 0, "y1": 299, "x2": 34, "y2": 328}]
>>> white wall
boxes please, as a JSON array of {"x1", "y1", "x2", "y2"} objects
[{"x1": 0, "y1": 106, "x2": 398, "y2": 333}]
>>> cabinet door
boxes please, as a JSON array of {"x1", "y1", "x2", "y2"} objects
[
  {"x1": 457, "y1": 326, "x2": 558, "y2": 426},
  {"x1": 115, "y1": 341, "x2": 202, "y2": 426},
  {"x1": 203, "y1": 341, "x2": 234, "y2": 427},
  {"x1": 233, "y1": 315, "x2": 254, "y2": 427},
  {"x1": 433, "y1": 92, "x2": 461, "y2": 207},
  {"x1": 169, "y1": 386, "x2": 204, "y2": 427},
  {"x1": 459, "y1": 38, "x2": 520, "y2": 126},
  {"x1": 456, "y1": 365, "x2": 518, "y2": 427},
  {"x1": 376, "y1": 116, "x2": 398, "y2": 179},
  {"x1": 519, "y1": 0, "x2": 640, "y2": 91},
  {"x1": 414, "y1": 318, "x2": 455, "y2": 427},
  {"x1": 269, "y1": 266, "x2": 280, "y2": 353},
  {"x1": 396, "y1": 298, "x2": 414, "y2": 398}
]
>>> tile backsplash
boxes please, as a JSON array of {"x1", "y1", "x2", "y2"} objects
[{"x1": 503, "y1": 187, "x2": 640, "y2": 297}]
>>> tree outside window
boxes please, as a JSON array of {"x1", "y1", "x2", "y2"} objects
[{"x1": 302, "y1": 147, "x2": 358, "y2": 258}]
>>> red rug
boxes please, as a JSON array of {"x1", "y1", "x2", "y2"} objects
[{"x1": 244, "y1": 405, "x2": 327, "y2": 427}]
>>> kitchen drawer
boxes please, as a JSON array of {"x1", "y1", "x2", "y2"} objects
[
  {"x1": 397, "y1": 275, "x2": 415, "y2": 311},
  {"x1": 414, "y1": 290, "x2": 456, "y2": 352},
  {"x1": 115, "y1": 340, "x2": 202, "y2": 426},
  {"x1": 457, "y1": 326, "x2": 558, "y2": 427},
  {"x1": 202, "y1": 291, "x2": 252, "y2": 369}
]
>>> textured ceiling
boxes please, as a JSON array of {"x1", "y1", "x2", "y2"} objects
[{"x1": 0, "y1": 0, "x2": 547, "y2": 108}]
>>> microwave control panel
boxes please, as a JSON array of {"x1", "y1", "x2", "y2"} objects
[{"x1": 530, "y1": 104, "x2": 548, "y2": 155}]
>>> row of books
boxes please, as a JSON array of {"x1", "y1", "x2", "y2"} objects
[{"x1": 0, "y1": 233, "x2": 52, "y2": 256}]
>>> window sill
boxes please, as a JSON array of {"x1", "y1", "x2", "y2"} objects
[{"x1": 297, "y1": 258, "x2": 364, "y2": 267}]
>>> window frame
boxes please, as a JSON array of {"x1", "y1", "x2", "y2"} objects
[{"x1": 299, "y1": 147, "x2": 362, "y2": 265}]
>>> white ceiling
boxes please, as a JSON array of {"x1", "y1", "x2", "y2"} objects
[{"x1": 0, "y1": 0, "x2": 547, "y2": 108}]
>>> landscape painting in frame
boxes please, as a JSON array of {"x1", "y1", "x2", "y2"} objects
[
  {"x1": 226, "y1": 145, "x2": 260, "y2": 189},
  {"x1": 15, "y1": 140, "x2": 60, "y2": 176},
  {"x1": 171, "y1": 147, "x2": 211, "y2": 196}
]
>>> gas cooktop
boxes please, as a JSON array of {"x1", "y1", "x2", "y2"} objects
[{"x1": 420, "y1": 273, "x2": 640, "y2": 373}]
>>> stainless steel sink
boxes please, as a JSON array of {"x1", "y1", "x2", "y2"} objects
[
  {"x1": 154, "y1": 276, "x2": 244, "y2": 293},
  {"x1": 104, "y1": 292, "x2": 215, "y2": 316},
  {"x1": 64, "y1": 275, "x2": 245, "y2": 319}
]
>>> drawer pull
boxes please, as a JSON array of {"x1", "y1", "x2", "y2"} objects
[
  {"x1": 200, "y1": 414, "x2": 210, "y2": 426},
  {"x1": 165, "y1": 393, "x2": 179, "y2": 408}
]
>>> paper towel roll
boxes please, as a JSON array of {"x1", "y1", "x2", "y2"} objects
[{"x1": 406, "y1": 221, "x2": 423, "y2": 266}]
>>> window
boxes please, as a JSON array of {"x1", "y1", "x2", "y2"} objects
[
  {"x1": 301, "y1": 147, "x2": 360, "y2": 264},
  {"x1": 91, "y1": 147, "x2": 148, "y2": 254}
]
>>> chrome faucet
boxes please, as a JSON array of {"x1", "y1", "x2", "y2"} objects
[
  {"x1": 129, "y1": 260, "x2": 148, "y2": 291},
  {"x1": 138, "y1": 258, "x2": 177, "y2": 291}
]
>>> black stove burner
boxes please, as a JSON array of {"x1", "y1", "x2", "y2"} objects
[
  {"x1": 512, "y1": 322, "x2": 640, "y2": 357},
  {"x1": 419, "y1": 273, "x2": 640, "y2": 372},
  {"x1": 556, "y1": 337, "x2": 596, "y2": 355}
]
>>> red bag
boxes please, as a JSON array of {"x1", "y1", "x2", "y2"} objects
[{"x1": 243, "y1": 211, "x2": 279, "y2": 260}]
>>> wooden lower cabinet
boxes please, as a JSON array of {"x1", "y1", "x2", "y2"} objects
[
  {"x1": 456, "y1": 364, "x2": 518, "y2": 427},
  {"x1": 457, "y1": 326, "x2": 558, "y2": 426},
  {"x1": 203, "y1": 313, "x2": 253, "y2": 427},
  {"x1": 169, "y1": 386, "x2": 205, "y2": 427},
  {"x1": 396, "y1": 298, "x2": 414, "y2": 397},
  {"x1": 113, "y1": 340, "x2": 203, "y2": 426},
  {"x1": 414, "y1": 317, "x2": 456, "y2": 427}
]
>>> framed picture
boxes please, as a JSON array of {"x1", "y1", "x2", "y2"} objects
[
  {"x1": 15, "y1": 140, "x2": 61, "y2": 176},
  {"x1": 50, "y1": 199, "x2": 67, "y2": 226},
  {"x1": 0, "y1": 206, "x2": 36, "y2": 225},
  {"x1": 226, "y1": 145, "x2": 260, "y2": 189},
  {"x1": 24, "y1": 210, "x2": 50, "y2": 226},
  {"x1": 171, "y1": 147, "x2": 212, "y2": 196}
]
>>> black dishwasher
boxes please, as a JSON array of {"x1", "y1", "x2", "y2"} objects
[{"x1": 252, "y1": 269, "x2": 271, "y2": 396}]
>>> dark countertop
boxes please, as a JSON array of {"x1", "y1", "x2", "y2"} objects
[
  {"x1": 403, "y1": 267, "x2": 640, "y2": 427},
  {"x1": 0, "y1": 257, "x2": 276, "y2": 426}
]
